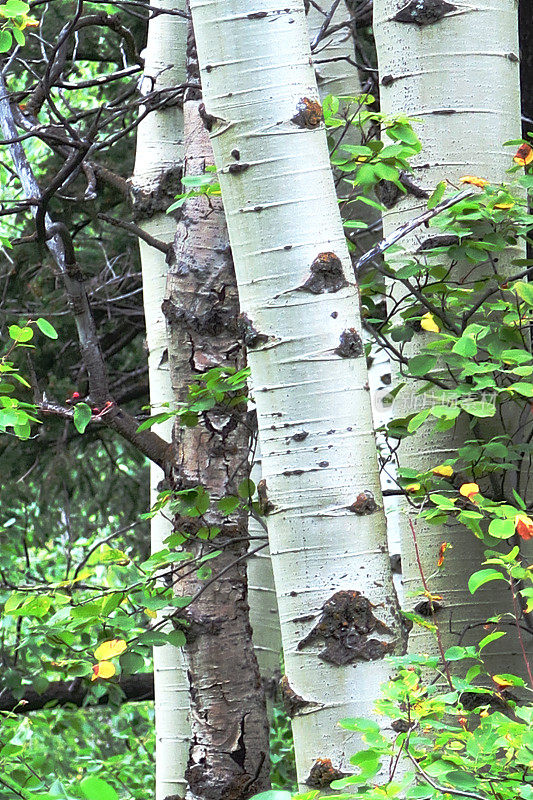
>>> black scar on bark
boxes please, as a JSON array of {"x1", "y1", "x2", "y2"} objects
[
  {"x1": 291, "y1": 97, "x2": 324, "y2": 129},
  {"x1": 280, "y1": 675, "x2": 310, "y2": 717},
  {"x1": 238, "y1": 313, "x2": 269, "y2": 348},
  {"x1": 335, "y1": 328, "x2": 363, "y2": 358},
  {"x1": 292, "y1": 430, "x2": 309, "y2": 442},
  {"x1": 228, "y1": 162, "x2": 250, "y2": 174},
  {"x1": 300, "y1": 252, "x2": 347, "y2": 294},
  {"x1": 392, "y1": 0, "x2": 457, "y2": 25},
  {"x1": 348, "y1": 490, "x2": 378, "y2": 515},
  {"x1": 198, "y1": 102, "x2": 218, "y2": 131},
  {"x1": 297, "y1": 590, "x2": 395, "y2": 665},
  {"x1": 305, "y1": 758, "x2": 349, "y2": 788},
  {"x1": 414, "y1": 599, "x2": 443, "y2": 616}
]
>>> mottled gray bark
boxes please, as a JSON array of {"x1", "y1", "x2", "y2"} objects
[{"x1": 165, "y1": 101, "x2": 270, "y2": 800}]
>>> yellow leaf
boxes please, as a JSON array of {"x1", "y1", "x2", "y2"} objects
[
  {"x1": 492, "y1": 674, "x2": 514, "y2": 687},
  {"x1": 144, "y1": 608, "x2": 157, "y2": 619},
  {"x1": 432, "y1": 465, "x2": 453, "y2": 477},
  {"x1": 420, "y1": 313, "x2": 440, "y2": 333},
  {"x1": 494, "y1": 202, "x2": 514, "y2": 210},
  {"x1": 459, "y1": 483, "x2": 480, "y2": 499},
  {"x1": 93, "y1": 638, "x2": 127, "y2": 660},
  {"x1": 405, "y1": 483, "x2": 421, "y2": 493},
  {"x1": 91, "y1": 661, "x2": 116, "y2": 681},
  {"x1": 459, "y1": 175, "x2": 489, "y2": 188}
]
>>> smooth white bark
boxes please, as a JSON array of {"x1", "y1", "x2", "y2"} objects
[
  {"x1": 190, "y1": 1, "x2": 402, "y2": 786},
  {"x1": 132, "y1": 3, "x2": 189, "y2": 797},
  {"x1": 373, "y1": 0, "x2": 528, "y2": 671}
]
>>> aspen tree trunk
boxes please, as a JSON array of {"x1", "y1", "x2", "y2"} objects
[
  {"x1": 131, "y1": 3, "x2": 190, "y2": 798},
  {"x1": 165, "y1": 99, "x2": 270, "y2": 800},
  {"x1": 373, "y1": 0, "x2": 528, "y2": 671},
  {"x1": 247, "y1": 445, "x2": 282, "y2": 708},
  {"x1": 189, "y1": 1, "x2": 403, "y2": 788}
]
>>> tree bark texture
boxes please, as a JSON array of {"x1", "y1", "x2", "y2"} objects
[
  {"x1": 165, "y1": 100, "x2": 270, "y2": 800},
  {"x1": 373, "y1": 0, "x2": 530, "y2": 673},
  {"x1": 189, "y1": 1, "x2": 403, "y2": 788},
  {"x1": 132, "y1": 3, "x2": 190, "y2": 798}
]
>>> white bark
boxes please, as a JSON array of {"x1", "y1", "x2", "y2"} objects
[
  {"x1": 373, "y1": 0, "x2": 528, "y2": 671},
  {"x1": 132, "y1": 3, "x2": 189, "y2": 798},
  {"x1": 190, "y1": 1, "x2": 403, "y2": 788},
  {"x1": 247, "y1": 445, "x2": 282, "y2": 707}
]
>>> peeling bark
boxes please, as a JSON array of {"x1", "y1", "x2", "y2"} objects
[{"x1": 166, "y1": 100, "x2": 269, "y2": 800}]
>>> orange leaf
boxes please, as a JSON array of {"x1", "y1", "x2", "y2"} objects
[
  {"x1": 91, "y1": 661, "x2": 116, "y2": 681},
  {"x1": 437, "y1": 542, "x2": 450, "y2": 567},
  {"x1": 513, "y1": 143, "x2": 533, "y2": 166},
  {"x1": 93, "y1": 638, "x2": 127, "y2": 661},
  {"x1": 459, "y1": 175, "x2": 489, "y2": 188},
  {"x1": 515, "y1": 514, "x2": 533, "y2": 541}
]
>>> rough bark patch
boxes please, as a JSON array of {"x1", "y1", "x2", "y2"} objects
[
  {"x1": 335, "y1": 328, "x2": 363, "y2": 358},
  {"x1": 348, "y1": 490, "x2": 378, "y2": 515},
  {"x1": 291, "y1": 97, "x2": 324, "y2": 129},
  {"x1": 280, "y1": 675, "x2": 311, "y2": 717},
  {"x1": 297, "y1": 590, "x2": 395, "y2": 665},
  {"x1": 238, "y1": 313, "x2": 269, "y2": 348},
  {"x1": 392, "y1": 0, "x2": 457, "y2": 25},
  {"x1": 305, "y1": 758, "x2": 348, "y2": 788},
  {"x1": 300, "y1": 252, "x2": 347, "y2": 294}
]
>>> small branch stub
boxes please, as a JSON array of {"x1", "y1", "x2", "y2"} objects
[
  {"x1": 291, "y1": 97, "x2": 324, "y2": 129},
  {"x1": 300, "y1": 252, "x2": 347, "y2": 294},
  {"x1": 348, "y1": 490, "x2": 378, "y2": 515},
  {"x1": 238, "y1": 313, "x2": 269, "y2": 348},
  {"x1": 280, "y1": 675, "x2": 310, "y2": 717},
  {"x1": 335, "y1": 328, "x2": 363, "y2": 358},
  {"x1": 305, "y1": 758, "x2": 348, "y2": 789},
  {"x1": 257, "y1": 479, "x2": 275, "y2": 515}
]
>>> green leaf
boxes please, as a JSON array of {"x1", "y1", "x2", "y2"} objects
[
  {"x1": 427, "y1": 180, "x2": 446, "y2": 210},
  {"x1": 73, "y1": 402, "x2": 92, "y2": 434},
  {"x1": 468, "y1": 568, "x2": 507, "y2": 594},
  {"x1": 248, "y1": 793, "x2": 292, "y2": 800},
  {"x1": 407, "y1": 408, "x2": 431, "y2": 432},
  {"x1": 0, "y1": 30, "x2": 12, "y2": 52},
  {"x1": 237, "y1": 479, "x2": 255, "y2": 499},
  {"x1": 12, "y1": 27, "x2": 24, "y2": 46},
  {"x1": 35, "y1": 318, "x2": 58, "y2": 339},
  {"x1": 136, "y1": 411, "x2": 175, "y2": 431},
  {"x1": 459, "y1": 400, "x2": 496, "y2": 418},
  {"x1": 408, "y1": 355, "x2": 437, "y2": 376},
  {"x1": 3, "y1": 0, "x2": 30, "y2": 15},
  {"x1": 452, "y1": 336, "x2": 477, "y2": 357},
  {"x1": 444, "y1": 646, "x2": 470, "y2": 661},
  {"x1": 507, "y1": 382, "x2": 533, "y2": 397},
  {"x1": 80, "y1": 776, "x2": 119, "y2": 800},
  {"x1": 167, "y1": 629, "x2": 186, "y2": 647},
  {"x1": 217, "y1": 496, "x2": 241, "y2": 515},
  {"x1": 9, "y1": 324, "x2": 33, "y2": 342},
  {"x1": 477, "y1": 630, "x2": 506, "y2": 651},
  {"x1": 514, "y1": 281, "x2": 533, "y2": 306},
  {"x1": 488, "y1": 518, "x2": 516, "y2": 539}
]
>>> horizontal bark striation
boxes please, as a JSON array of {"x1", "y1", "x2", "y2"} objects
[{"x1": 166, "y1": 101, "x2": 269, "y2": 800}]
